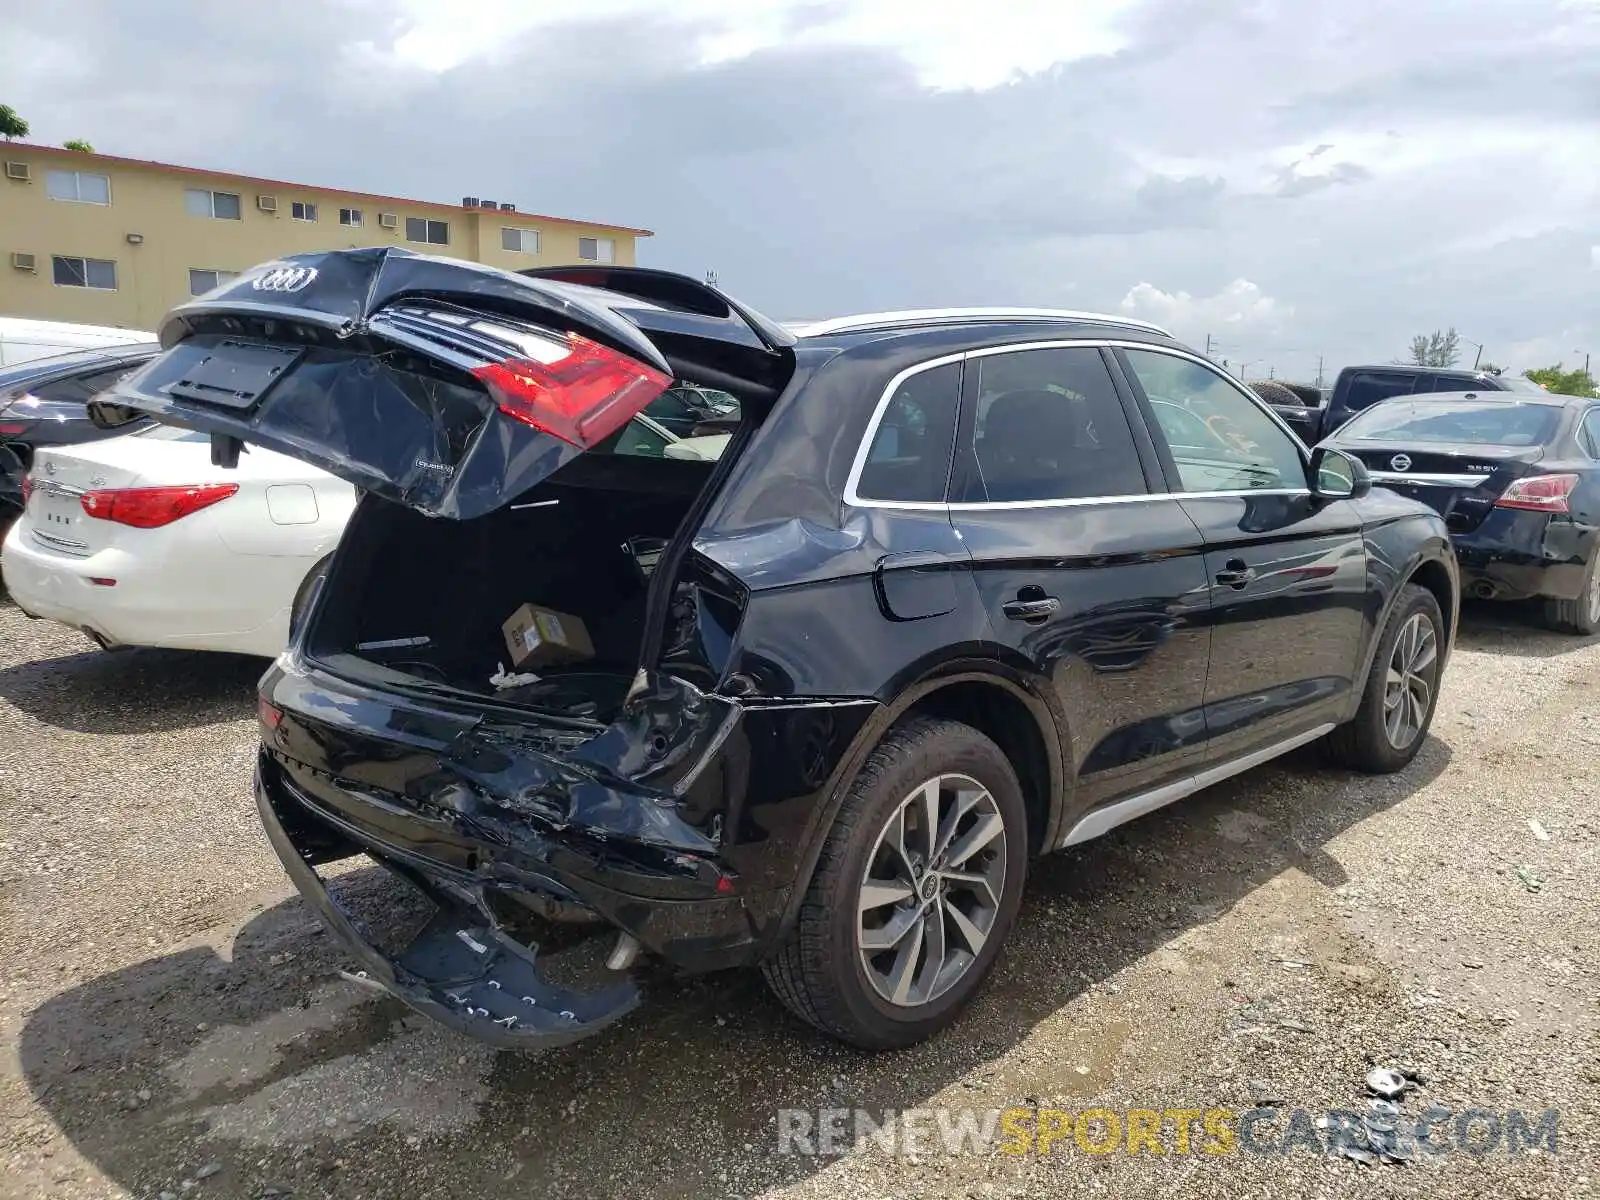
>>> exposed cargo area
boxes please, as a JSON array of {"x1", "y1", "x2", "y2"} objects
[{"x1": 306, "y1": 452, "x2": 717, "y2": 722}]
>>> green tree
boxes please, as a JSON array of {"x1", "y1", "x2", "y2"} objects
[
  {"x1": 62, "y1": 138, "x2": 93, "y2": 152},
  {"x1": 1477, "y1": 361, "x2": 1504, "y2": 376},
  {"x1": 1524, "y1": 364, "x2": 1597, "y2": 397},
  {"x1": 0, "y1": 105, "x2": 28, "y2": 141},
  {"x1": 1407, "y1": 327, "x2": 1461, "y2": 368}
]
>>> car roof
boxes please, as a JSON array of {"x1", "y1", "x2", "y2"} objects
[
  {"x1": 1340, "y1": 364, "x2": 1494, "y2": 376},
  {"x1": 789, "y1": 311, "x2": 1182, "y2": 353},
  {"x1": 789, "y1": 308, "x2": 1171, "y2": 339},
  {"x1": 1406, "y1": 388, "x2": 1587, "y2": 409}
]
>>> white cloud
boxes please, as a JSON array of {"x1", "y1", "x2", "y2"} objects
[
  {"x1": 384, "y1": 0, "x2": 1137, "y2": 89},
  {"x1": 1119, "y1": 280, "x2": 1291, "y2": 337}
]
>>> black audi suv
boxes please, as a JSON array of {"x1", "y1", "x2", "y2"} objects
[{"x1": 94, "y1": 249, "x2": 1458, "y2": 1050}]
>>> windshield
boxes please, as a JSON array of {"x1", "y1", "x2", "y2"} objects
[
  {"x1": 1339, "y1": 399, "x2": 1558, "y2": 446},
  {"x1": 1498, "y1": 374, "x2": 1550, "y2": 394}
]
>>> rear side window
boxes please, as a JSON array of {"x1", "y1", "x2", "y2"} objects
[
  {"x1": 855, "y1": 361, "x2": 962, "y2": 502},
  {"x1": 31, "y1": 364, "x2": 139, "y2": 405},
  {"x1": 961, "y1": 347, "x2": 1146, "y2": 503},
  {"x1": 1344, "y1": 371, "x2": 1422, "y2": 412}
]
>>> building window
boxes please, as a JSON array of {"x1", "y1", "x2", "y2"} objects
[
  {"x1": 405, "y1": 217, "x2": 449, "y2": 245},
  {"x1": 188, "y1": 268, "x2": 240, "y2": 296},
  {"x1": 184, "y1": 188, "x2": 242, "y2": 220},
  {"x1": 291, "y1": 201, "x2": 318, "y2": 222},
  {"x1": 501, "y1": 227, "x2": 541, "y2": 254},
  {"x1": 45, "y1": 169, "x2": 111, "y2": 205},
  {"x1": 52, "y1": 255, "x2": 117, "y2": 290},
  {"x1": 339, "y1": 207, "x2": 362, "y2": 227},
  {"x1": 578, "y1": 237, "x2": 615, "y2": 263}
]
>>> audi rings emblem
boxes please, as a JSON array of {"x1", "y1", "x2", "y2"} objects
[
  {"x1": 251, "y1": 266, "x2": 318, "y2": 293},
  {"x1": 1389, "y1": 453, "x2": 1412, "y2": 472}
]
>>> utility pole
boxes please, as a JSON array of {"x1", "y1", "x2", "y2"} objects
[
  {"x1": 1204, "y1": 334, "x2": 1217, "y2": 359},
  {"x1": 1268, "y1": 365, "x2": 1275, "y2": 380},
  {"x1": 1316, "y1": 355, "x2": 1325, "y2": 389},
  {"x1": 704, "y1": 269, "x2": 719, "y2": 288}
]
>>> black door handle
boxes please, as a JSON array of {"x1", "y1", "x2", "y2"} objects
[
  {"x1": 1002, "y1": 597, "x2": 1061, "y2": 622},
  {"x1": 1214, "y1": 558, "x2": 1256, "y2": 589}
]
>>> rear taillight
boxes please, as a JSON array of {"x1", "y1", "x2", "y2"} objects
[
  {"x1": 471, "y1": 330, "x2": 672, "y2": 449},
  {"x1": 80, "y1": 483, "x2": 239, "y2": 528},
  {"x1": 19, "y1": 475, "x2": 32, "y2": 505},
  {"x1": 0, "y1": 422, "x2": 26, "y2": 436},
  {"x1": 1495, "y1": 473, "x2": 1578, "y2": 513}
]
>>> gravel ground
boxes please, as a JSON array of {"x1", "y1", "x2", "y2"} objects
[{"x1": 1, "y1": 589, "x2": 1596, "y2": 1200}]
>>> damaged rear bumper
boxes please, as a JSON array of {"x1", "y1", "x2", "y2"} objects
[{"x1": 257, "y1": 762, "x2": 643, "y2": 1048}]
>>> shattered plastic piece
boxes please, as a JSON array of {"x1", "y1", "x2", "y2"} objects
[
  {"x1": 1366, "y1": 1067, "x2": 1408, "y2": 1098},
  {"x1": 1514, "y1": 863, "x2": 1544, "y2": 893},
  {"x1": 1274, "y1": 958, "x2": 1313, "y2": 968},
  {"x1": 456, "y1": 929, "x2": 489, "y2": 954},
  {"x1": 1420, "y1": 1104, "x2": 1454, "y2": 1124},
  {"x1": 1336, "y1": 1144, "x2": 1382, "y2": 1167},
  {"x1": 1381, "y1": 1141, "x2": 1417, "y2": 1165},
  {"x1": 490, "y1": 662, "x2": 543, "y2": 690},
  {"x1": 1527, "y1": 818, "x2": 1551, "y2": 841},
  {"x1": 1367, "y1": 1099, "x2": 1401, "y2": 1120}
]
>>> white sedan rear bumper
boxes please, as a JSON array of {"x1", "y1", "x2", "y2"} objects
[{"x1": 2, "y1": 518, "x2": 295, "y2": 658}]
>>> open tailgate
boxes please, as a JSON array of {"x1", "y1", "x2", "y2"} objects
[{"x1": 90, "y1": 248, "x2": 792, "y2": 520}]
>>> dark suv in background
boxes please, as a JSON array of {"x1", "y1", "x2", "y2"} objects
[{"x1": 97, "y1": 249, "x2": 1459, "y2": 1050}]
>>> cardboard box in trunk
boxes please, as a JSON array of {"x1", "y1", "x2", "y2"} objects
[{"x1": 501, "y1": 603, "x2": 595, "y2": 670}]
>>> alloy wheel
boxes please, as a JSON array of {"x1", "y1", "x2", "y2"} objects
[
  {"x1": 1383, "y1": 612, "x2": 1438, "y2": 750},
  {"x1": 1588, "y1": 558, "x2": 1600, "y2": 626},
  {"x1": 856, "y1": 773, "x2": 1007, "y2": 1008}
]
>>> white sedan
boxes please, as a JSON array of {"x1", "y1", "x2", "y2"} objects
[
  {"x1": 0, "y1": 412, "x2": 724, "y2": 659},
  {"x1": 2, "y1": 426, "x2": 356, "y2": 657}
]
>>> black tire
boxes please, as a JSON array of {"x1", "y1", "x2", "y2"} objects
[
  {"x1": 1542, "y1": 547, "x2": 1600, "y2": 636},
  {"x1": 1327, "y1": 583, "x2": 1444, "y2": 773},
  {"x1": 760, "y1": 717, "x2": 1028, "y2": 1049},
  {"x1": 289, "y1": 553, "x2": 332, "y2": 640}
]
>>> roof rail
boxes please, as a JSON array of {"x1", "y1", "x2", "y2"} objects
[{"x1": 789, "y1": 307, "x2": 1173, "y2": 339}]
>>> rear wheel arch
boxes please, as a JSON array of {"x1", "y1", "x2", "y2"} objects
[
  {"x1": 1351, "y1": 543, "x2": 1457, "y2": 704},
  {"x1": 767, "y1": 668, "x2": 1065, "y2": 954}
]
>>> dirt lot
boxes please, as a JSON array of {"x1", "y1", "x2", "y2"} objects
[{"x1": 1, "y1": 589, "x2": 1596, "y2": 1200}]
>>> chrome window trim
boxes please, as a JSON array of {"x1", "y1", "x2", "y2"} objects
[{"x1": 844, "y1": 338, "x2": 1314, "y2": 511}]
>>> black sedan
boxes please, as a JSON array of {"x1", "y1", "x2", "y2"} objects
[
  {"x1": 1323, "y1": 390, "x2": 1600, "y2": 633},
  {"x1": 0, "y1": 342, "x2": 160, "y2": 521}
]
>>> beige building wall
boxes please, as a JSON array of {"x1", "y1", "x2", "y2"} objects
[{"x1": 0, "y1": 144, "x2": 648, "y2": 331}]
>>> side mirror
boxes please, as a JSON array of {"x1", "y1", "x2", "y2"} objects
[{"x1": 1310, "y1": 446, "x2": 1370, "y2": 500}]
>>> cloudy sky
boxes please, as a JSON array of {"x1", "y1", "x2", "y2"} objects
[{"x1": 4, "y1": 0, "x2": 1596, "y2": 380}]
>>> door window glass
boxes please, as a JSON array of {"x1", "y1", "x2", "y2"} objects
[
  {"x1": 1124, "y1": 349, "x2": 1307, "y2": 493},
  {"x1": 854, "y1": 361, "x2": 962, "y2": 502},
  {"x1": 961, "y1": 347, "x2": 1146, "y2": 502}
]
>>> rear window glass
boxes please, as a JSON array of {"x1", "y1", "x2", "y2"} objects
[
  {"x1": 1339, "y1": 400, "x2": 1559, "y2": 446},
  {"x1": 855, "y1": 362, "x2": 962, "y2": 502}
]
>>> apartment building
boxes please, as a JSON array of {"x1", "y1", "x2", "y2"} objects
[{"x1": 0, "y1": 143, "x2": 652, "y2": 330}]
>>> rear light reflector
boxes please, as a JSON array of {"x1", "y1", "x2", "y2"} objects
[
  {"x1": 0, "y1": 422, "x2": 26, "y2": 436},
  {"x1": 471, "y1": 330, "x2": 672, "y2": 449},
  {"x1": 19, "y1": 475, "x2": 32, "y2": 504},
  {"x1": 1495, "y1": 473, "x2": 1578, "y2": 513},
  {"x1": 80, "y1": 482, "x2": 239, "y2": 528},
  {"x1": 89, "y1": 577, "x2": 117, "y2": 587},
  {"x1": 258, "y1": 696, "x2": 284, "y2": 730}
]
